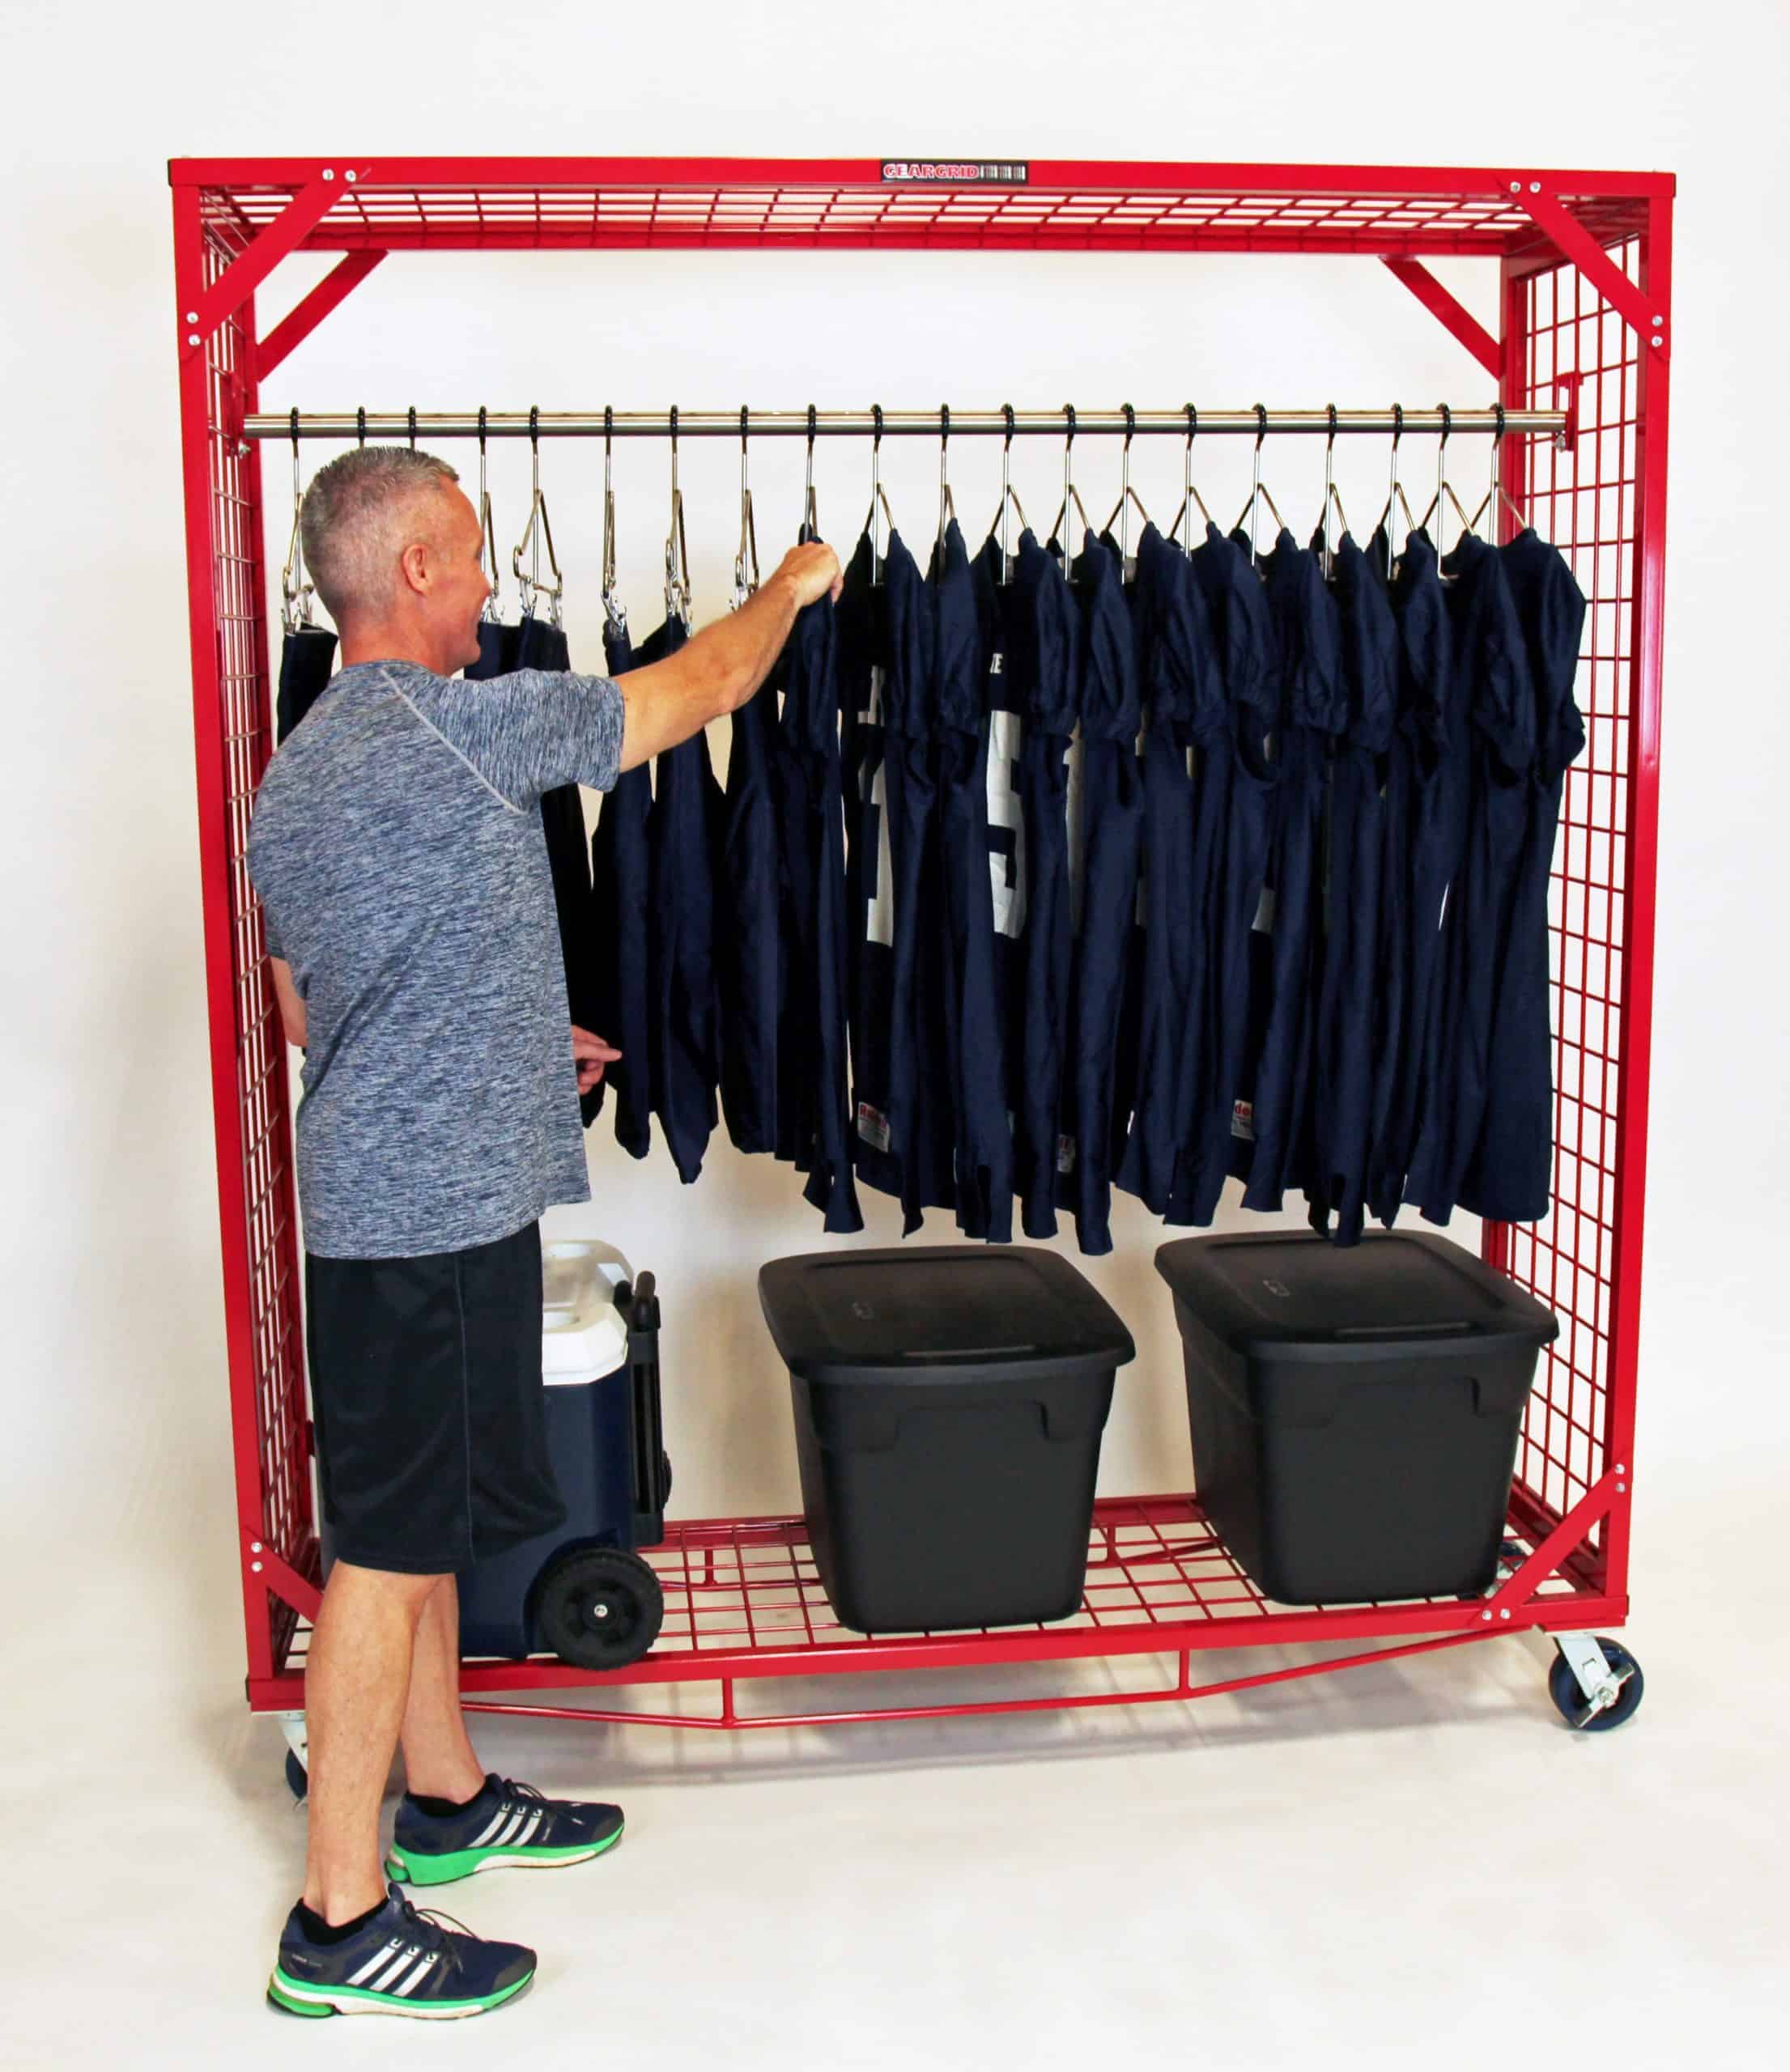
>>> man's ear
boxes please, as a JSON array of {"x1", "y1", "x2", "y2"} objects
[{"x1": 398, "y1": 538, "x2": 432, "y2": 597}]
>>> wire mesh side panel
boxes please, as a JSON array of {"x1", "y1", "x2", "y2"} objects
[
  {"x1": 1496, "y1": 242, "x2": 1643, "y2": 1577},
  {"x1": 202, "y1": 240, "x2": 316, "y2": 1667}
]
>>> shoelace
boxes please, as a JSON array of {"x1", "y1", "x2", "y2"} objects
[{"x1": 398, "y1": 1896, "x2": 478, "y2": 1982}]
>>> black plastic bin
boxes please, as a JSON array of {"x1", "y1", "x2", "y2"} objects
[
  {"x1": 758, "y1": 1247, "x2": 1136, "y2": 1633},
  {"x1": 1154, "y1": 1231, "x2": 1558, "y2": 1604}
]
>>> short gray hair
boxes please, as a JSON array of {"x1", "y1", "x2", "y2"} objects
[{"x1": 300, "y1": 446, "x2": 461, "y2": 623}]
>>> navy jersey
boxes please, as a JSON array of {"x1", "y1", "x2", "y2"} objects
[
  {"x1": 715, "y1": 646, "x2": 784, "y2": 1157},
  {"x1": 934, "y1": 523, "x2": 1013, "y2": 1243},
  {"x1": 1061, "y1": 534, "x2": 1142, "y2": 1253},
  {"x1": 770, "y1": 574, "x2": 862, "y2": 1233},
  {"x1": 1230, "y1": 530, "x2": 1345, "y2": 1211},
  {"x1": 851, "y1": 531, "x2": 937, "y2": 1225},
  {"x1": 1009, "y1": 528, "x2": 1082, "y2": 1239},
  {"x1": 515, "y1": 618, "x2": 606, "y2": 1132},
  {"x1": 640, "y1": 614, "x2": 723, "y2": 1186},
  {"x1": 1116, "y1": 525, "x2": 1220, "y2": 1218},
  {"x1": 589, "y1": 617, "x2": 659, "y2": 1160},
  {"x1": 276, "y1": 624, "x2": 338, "y2": 744},
  {"x1": 1304, "y1": 532, "x2": 1399, "y2": 1245},
  {"x1": 1460, "y1": 529, "x2": 1587, "y2": 1222},
  {"x1": 1363, "y1": 528, "x2": 1451, "y2": 1226},
  {"x1": 972, "y1": 538, "x2": 1028, "y2": 1165},
  {"x1": 1185, "y1": 524, "x2": 1279, "y2": 1224},
  {"x1": 1407, "y1": 533, "x2": 1535, "y2": 1224}
]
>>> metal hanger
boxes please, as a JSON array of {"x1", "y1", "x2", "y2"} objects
[
  {"x1": 665, "y1": 405, "x2": 692, "y2": 630},
  {"x1": 1046, "y1": 405, "x2": 1094, "y2": 556},
  {"x1": 1373, "y1": 404, "x2": 1421, "y2": 576},
  {"x1": 1469, "y1": 403, "x2": 1533, "y2": 542},
  {"x1": 800, "y1": 404, "x2": 820, "y2": 544},
  {"x1": 865, "y1": 404, "x2": 895, "y2": 581},
  {"x1": 987, "y1": 403, "x2": 1030, "y2": 584},
  {"x1": 1418, "y1": 403, "x2": 1475, "y2": 554},
  {"x1": 1168, "y1": 404, "x2": 1214, "y2": 556},
  {"x1": 1233, "y1": 405, "x2": 1286, "y2": 567},
  {"x1": 733, "y1": 407, "x2": 760, "y2": 609},
  {"x1": 601, "y1": 406, "x2": 626, "y2": 633},
  {"x1": 1316, "y1": 404, "x2": 1351, "y2": 577},
  {"x1": 279, "y1": 410, "x2": 315, "y2": 634},
  {"x1": 1103, "y1": 403, "x2": 1154, "y2": 573},
  {"x1": 935, "y1": 405, "x2": 956, "y2": 550},
  {"x1": 475, "y1": 407, "x2": 502, "y2": 623},
  {"x1": 512, "y1": 406, "x2": 564, "y2": 624}
]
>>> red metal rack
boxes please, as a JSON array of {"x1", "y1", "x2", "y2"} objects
[{"x1": 171, "y1": 156, "x2": 1671, "y2": 1732}]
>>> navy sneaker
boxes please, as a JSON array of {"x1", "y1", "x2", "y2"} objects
[
  {"x1": 387, "y1": 1774, "x2": 624, "y2": 1887},
  {"x1": 267, "y1": 1884, "x2": 534, "y2": 2020}
]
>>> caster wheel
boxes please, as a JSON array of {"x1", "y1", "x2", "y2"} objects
[
  {"x1": 534, "y1": 1547, "x2": 665, "y2": 1671},
  {"x1": 1549, "y1": 1638, "x2": 1644, "y2": 1731},
  {"x1": 284, "y1": 1747, "x2": 308, "y2": 1802}
]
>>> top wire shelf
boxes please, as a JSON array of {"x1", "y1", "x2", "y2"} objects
[{"x1": 173, "y1": 157, "x2": 1666, "y2": 260}]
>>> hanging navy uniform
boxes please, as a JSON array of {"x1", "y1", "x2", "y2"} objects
[
  {"x1": 1062, "y1": 533, "x2": 1143, "y2": 1254},
  {"x1": 514, "y1": 615, "x2": 606, "y2": 1126},
  {"x1": 1460, "y1": 529, "x2": 1587, "y2": 1222},
  {"x1": 715, "y1": 627, "x2": 784, "y2": 1157},
  {"x1": 774, "y1": 568, "x2": 863, "y2": 1233},
  {"x1": 276, "y1": 624, "x2": 338, "y2": 744},
  {"x1": 639, "y1": 614, "x2": 723, "y2": 1186},
  {"x1": 1116, "y1": 525, "x2": 1219, "y2": 1218},
  {"x1": 1363, "y1": 527, "x2": 1451, "y2": 1227},
  {"x1": 589, "y1": 615, "x2": 659, "y2": 1161},
  {"x1": 1407, "y1": 533, "x2": 1535, "y2": 1224},
  {"x1": 972, "y1": 537, "x2": 1028, "y2": 1194},
  {"x1": 933, "y1": 522, "x2": 1012, "y2": 1243},
  {"x1": 466, "y1": 620, "x2": 523, "y2": 681},
  {"x1": 1304, "y1": 531, "x2": 1399, "y2": 1245},
  {"x1": 1009, "y1": 529, "x2": 1082, "y2": 1239},
  {"x1": 1184, "y1": 523, "x2": 1279, "y2": 1224}
]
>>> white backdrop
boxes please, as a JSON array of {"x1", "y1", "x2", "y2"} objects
[{"x1": 2, "y1": 0, "x2": 1786, "y2": 1611}]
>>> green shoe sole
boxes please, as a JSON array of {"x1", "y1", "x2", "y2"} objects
[
  {"x1": 266, "y1": 1966, "x2": 532, "y2": 2020},
  {"x1": 386, "y1": 1821, "x2": 623, "y2": 1887}
]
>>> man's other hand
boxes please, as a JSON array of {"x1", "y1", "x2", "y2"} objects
[
  {"x1": 572, "y1": 1026, "x2": 622, "y2": 1094},
  {"x1": 772, "y1": 541, "x2": 844, "y2": 609}
]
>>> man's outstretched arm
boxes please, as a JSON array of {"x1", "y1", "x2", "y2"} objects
[{"x1": 614, "y1": 541, "x2": 840, "y2": 772}]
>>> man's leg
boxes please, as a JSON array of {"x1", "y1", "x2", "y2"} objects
[
  {"x1": 398, "y1": 1577, "x2": 487, "y2": 1804},
  {"x1": 301, "y1": 1559, "x2": 444, "y2": 1924}
]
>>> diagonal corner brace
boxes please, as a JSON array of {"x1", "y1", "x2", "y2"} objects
[
  {"x1": 255, "y1": 251, "x2": 387, "y2": 384},
  {"x1": 1518, "y1": 189, "x2": 1669, "y2": 356},
  {"x1": 1380, "y1": 258, "x2": 1501, "y2": 380},
  {"x1": 182, "y1": 166, "x2": 373, "y2": 362}
]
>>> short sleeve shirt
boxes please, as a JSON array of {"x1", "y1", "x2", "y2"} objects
[{"x1": 247, "y1": 658, "x2": 626, "y2": 1259}]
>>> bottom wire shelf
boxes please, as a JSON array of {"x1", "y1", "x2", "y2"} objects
[{"x1": 257, "y1": 1492, "x2": 1618, "y2": 1728}]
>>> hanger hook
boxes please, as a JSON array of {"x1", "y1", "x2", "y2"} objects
[
  {"x1": 604, "y1": 403, "x2": 613, "y2": 458},
  {"x1": 356, "y1": 405, "x2": 366, "y2": 449},
  {"x1": 1003, "y1": 402, "x2": 1015, "y2": 451},
  {"x1": 1255, "y1": 402, "x2": 1268, "y2": 449},
  {"x1": 407, "y1": 405, "x2": 417, "y2": 451}
]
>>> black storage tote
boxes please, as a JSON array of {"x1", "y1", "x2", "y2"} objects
[
  {"x1": 758, "y1": 1246, "x2": 1135, "y2": 1633},
  {"x1": 1154, "y1": 1231, "x2": 1558, "y2": 1604}
]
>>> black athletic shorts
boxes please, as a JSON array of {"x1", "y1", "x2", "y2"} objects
[{"x1": 304, "y1": 1220, "x2": 567, "y2": 1576}]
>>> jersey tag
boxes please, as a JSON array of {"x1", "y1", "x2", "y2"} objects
[
  {"x1": 1252, "y1": 885, "x2": 1277, "y2": 934},
  {"x1": 1231, "y1": 1099, "x2": 1256, "y2": 1143},
  {"x1": 856, "y1": 1102, "x2": 891, "y2": 1154},
  {"x1": 1056, "y1": 1135, "x2": 1078, "y2": 1176}
]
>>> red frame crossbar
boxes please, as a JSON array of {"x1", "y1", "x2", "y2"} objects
[{"x1": 169, "y1": 157, "x2": 1671, "y2": 1726}]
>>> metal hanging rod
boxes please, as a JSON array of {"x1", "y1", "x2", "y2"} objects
[{"x1": 244, "y1": 405, "x2": 1567, "y2": 444}]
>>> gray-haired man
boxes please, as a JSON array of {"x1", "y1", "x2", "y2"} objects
[{"x1": 247, "y1": 446, "x2": 840, "y2": 2019}]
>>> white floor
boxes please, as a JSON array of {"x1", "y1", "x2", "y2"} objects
[{"x1": 2, "y1": 1473, "x2": 1784, "y2": 2072}]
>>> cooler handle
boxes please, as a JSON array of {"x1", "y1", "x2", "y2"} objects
[{"x1": 1330, "y1": 1319, "x2": 1480, "y2": 1341}]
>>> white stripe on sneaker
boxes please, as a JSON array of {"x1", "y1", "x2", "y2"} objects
[
  {"x1": 512, "y1": 1807, "x2": 545, "y2": 1849},
  {"x1": 468, "y1": 1806, "x2": 511, "y2": 1848},
  {"x1": 346, "y1": 1939, "x2": 403, "y2": 1987},
  {"x1": 492, "y1": 1809, "x2": 529, "y2": 1849},
  {"x1": 392, "y1": 1955, "x2": 438, "y2": 1998},
  {"x1": 367, "y1": 1947, "x2": 422, "y2": 1993}
]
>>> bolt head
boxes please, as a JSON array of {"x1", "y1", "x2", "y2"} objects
[
  {"x1": 188, "y1": 333, "x2": 200, "y2": 346},
  {"x1": 185, "y1": 310, "x2": 197, "y2": 322},
  {"x1": 1509, "y1": 181, "x2": 1520, "y2": 193},
  {"x1": 345, "y1": 170, "x2": 357, "y2": 183},
  {"x1": 251, "y1": 1560, "x2": 263, "y2": 1573},
  {"x1": 321, "y1": 168, "x2": 334, "y2": 180},
  {"x1": 1529, "y1": 181, "x2": 1541, "y2": 193}
]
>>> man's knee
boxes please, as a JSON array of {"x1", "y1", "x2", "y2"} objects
[{"x1": 328, "y1": 1559, "x2": 453, "y2": 1620}]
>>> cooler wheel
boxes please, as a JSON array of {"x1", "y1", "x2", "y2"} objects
[{"x1": 535, "y1": 1546, "x2": 665, "y2": 1671}]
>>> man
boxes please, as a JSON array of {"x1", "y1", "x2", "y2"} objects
[{"x1": 246, "y1": 445, "x2": 840, "y2": 2019}]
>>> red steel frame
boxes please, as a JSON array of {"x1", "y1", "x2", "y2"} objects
[{"x1": 170, "y1": 157, "x2": 1672, "y2": 1727}]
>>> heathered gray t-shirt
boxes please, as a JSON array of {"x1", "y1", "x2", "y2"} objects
[{"x1": 246, "y1": 658, "x2": 626, "y2": 1259}]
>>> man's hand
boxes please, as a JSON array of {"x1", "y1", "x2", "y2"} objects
[
  {"x1": 770, "y1": 541, "x2": 844, "y2": 609},
  {"x1": 572, "y1": 1025, "x2": 622, "y2": 1094}
]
